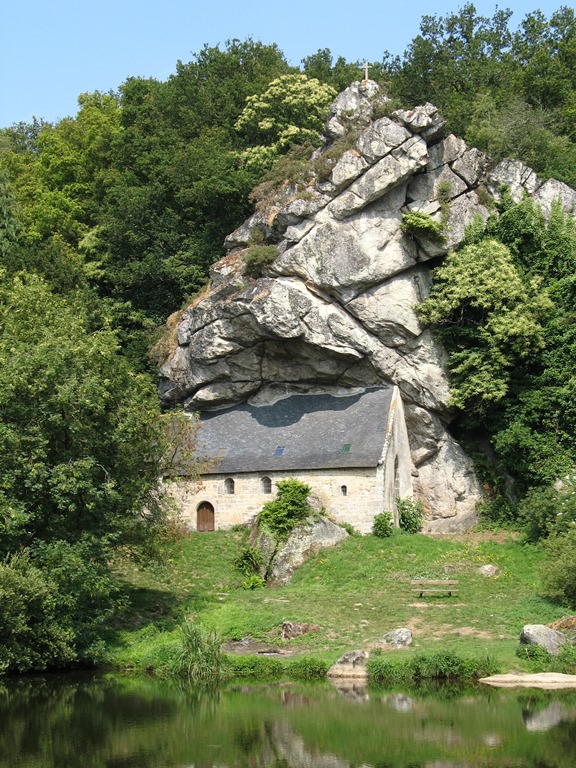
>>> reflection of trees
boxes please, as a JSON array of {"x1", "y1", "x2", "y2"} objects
[
  {"x1": 1, "y1": 676, "x2": 576, "y2": 767},
  {"x1": 0, "y1": 674, "x2": 180, "y2": 768}
]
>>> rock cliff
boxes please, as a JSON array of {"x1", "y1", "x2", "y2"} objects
[{"x1": 159, "y1": 80, "x2": 576, "y2": 531}]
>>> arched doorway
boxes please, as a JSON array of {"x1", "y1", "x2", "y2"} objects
[{"x1": 196, "y1": 501, "x2": 215, "y2": 532}]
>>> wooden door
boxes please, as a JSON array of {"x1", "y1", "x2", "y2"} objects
[{"x1": 197, "y1": 502, "x2": 215, "y2": 532}]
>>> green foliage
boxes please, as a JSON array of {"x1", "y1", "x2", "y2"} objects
[
  {"x1": 339, "y1": 522, "x2": 358, "y2": 536},
  {"x1": 515, "y1": 643, "x2": 551, "y2": 668},
  {"x1": 0, "y1": 552, "x2": 75, "y2": 674},
  {"x1": 258, "y1": 479, "x2": 312, "y2": 541},
  {"x1": 234, "y1": 546, "x2": 264, "y2": 576},
  {"x1": 236, "y1": 74, "x2": 336, "y2": 171},
  {"x1": 541, "y1": 528, "x2": 576, "y2": 608},
  {"x1": 0, "y1": 541, "x2": 120, "y2": 673},
  {"x1": 286, "y1": 656, "x2": 328, "y2": 680},
  {"x1": 242, "y1": 575, "x2": 266, "y2": 591},
  {"x1": 224, "y1": 654, "x2": 284, "y2": 680},
  {"x1": 397, "y1": 498, "x2": 424, "y2": 534},
  {"x1": 416, "y1": 238, "x2": 551, "y2": 416},
  {"x1": 368, "y1": 650, "x2": 498, "y2": 684},
  {"x1": 515, "y1": 641, "x2": 576, "y2": 674},
  {"x1": 372, "y1": 511, "x2": 393, "y2": 538},
  {"x1": 170, "y1": 621, "x2": 224, "y2": 685},
  {"x1": 0, "y1": 273, "x2": 171, "y2": 557},
  {"x1": 518, "y1": 484, "x2": 576, "y2": 542},
  {"x1": 477, "y1": 497, "x2": 517, "y2": 529},
  {"x1": 243, "y1": 245, "x2": 278, "y2": 277},
  {"x1": 401, "y1": 211, "x2": 446, "y2": 244}
]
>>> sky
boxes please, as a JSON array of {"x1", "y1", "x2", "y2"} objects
[{"x1": 0, "y1": 0, "x2": 567, "y2": 128}]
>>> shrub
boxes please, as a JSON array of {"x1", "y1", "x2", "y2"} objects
[
  {"x1": 373, "y1": 511, "x2": 394, "y2": 538},
  {"x1": 401, "y1": 211, "x2": 447, "y2": 244},
  {"x1": 515, "y1": 643, "x2": 552, "y2": 670},
  {"x1": 518, "y1": 484, "x2": 576, "y2": 542},
  {"x1": 541, "y1": 528, "x2": 576, "y2": 607},
  {"x1": 224, "y1": 654, "x2": 284, "y2": 680},
  {"x1": 234, "y1": 546, "x2": 264, "y2": 576},
  {"x1": 368, "y1": 650, "x2": 497, "y2": 684},
  {"x1": 0, "y1": 553, "x2": 75, "y2": 674},
  {"x1": 0, "y1": 541, "x2": 121, "y2": 673},
  {"x1": 242, "y1": 574, "x2": 266, "y2": 590},
  {"x1": 243, "y1": 245, "x2": 278, "y2": 277},
  {"x1": 170, "y1": 621, "x2": 224, "y2": 685},
  {"x1": 287, "y1": 656, "x2": 328, "y2": 680},
  {"x1": 397, "y1": 498, "x2": 424, "y2": 534},
  {"x1": 258, "y1": 479, "x2": 312, "y2": 541},
  {"x1": 339, "y1": 522, "x2": 358, "y2": 536},
  {"x1": 410, "y1": 651, "x2": 497, "y2": 681}
]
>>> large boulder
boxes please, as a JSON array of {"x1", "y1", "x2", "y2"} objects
[
  {"x1": 519, "y1": 624, "x2": 568, "y2": 656},
  {"x1": 250, "y1": 515, "x2": 348, "y2": 587},
  {"x1": 160, "y1": 80, "x2": 576, "y2": 532}
]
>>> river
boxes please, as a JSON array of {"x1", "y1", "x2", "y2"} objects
[{"x1": 1, "y1": 673, "x2": 575, "y2": 767}]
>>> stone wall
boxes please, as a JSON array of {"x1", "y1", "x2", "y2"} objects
[{"x1": 168, "y1": 466, "x2": 387, "y2": 534}]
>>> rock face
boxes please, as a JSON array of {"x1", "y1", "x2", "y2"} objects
[{"x1": 159, "y1": 81, "x2": 576, "y2": 529}]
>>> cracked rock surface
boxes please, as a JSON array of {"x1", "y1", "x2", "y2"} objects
[{"x1": 160, "y1": 81, "x2": 576, "y2": 529}]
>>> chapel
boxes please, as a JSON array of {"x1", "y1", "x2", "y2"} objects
[{"x1": 169, "y1": 386, "x2": 412, "y2": 533}]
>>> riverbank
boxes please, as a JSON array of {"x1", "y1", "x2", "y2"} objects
[{"x1": 109, "y1": 527, "x2": 574, "y2": 679}]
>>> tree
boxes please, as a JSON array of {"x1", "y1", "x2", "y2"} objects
[
  {"x1": 416, "y1": 238, "x2": 551, "y2": 416},
  {"x1": 389, "y1": 4, "x2": 515, "y2": 135},
  {"x1": 0, "y1": 271, "x2": 201, "y2": 670},
  {"x1": 235, "y1": 74, "x2": 337, "y2": 172}
]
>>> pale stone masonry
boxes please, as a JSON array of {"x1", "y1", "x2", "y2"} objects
[{"x1": 168, "y1": 386, "x2": 412, "y2": 534}]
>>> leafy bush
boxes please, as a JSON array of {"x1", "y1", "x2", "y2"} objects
[
  {"x1": 243, "y1": 245, "x2": 278, "y2": 277},
  {"x1": 372, "y1": 511, "x2": 394, "y2": 538},
  {"x1": 477, "y1": 496, "x2": 518, "y2": 529},
  {"x1": 518, "y1": 484, "x2": 576, "y2": 542},
  {"x1": 515, "y1": 643, "x2": 552, "y2": 669},
  {"x1": 368, "y1": 650, "x2": 498, "y2": 684},
  {"x1": 287, "y1": 656, "x2": 328, "y2": 680},
  {"x1": 397, "y1": 498, "x2": 424, "y2": 533},
  {"x1": 224, "y1": 654, "x2": 284, "y2": 680},
  {"x1": 242, "y1": 574, "x2": 266, "y2": 590},
  {"x1": 170, "y1": 621, "x2": 224, "y2": 685},
  {"x1": 258, "y1": 479, "x2": 312, "y2": 541},
  {"x1": 234, "y1": 546, "x2": 264, "y2": 576},
  {"x1": 0, "y1": 540, "x2": 122, "y2": 674},
  {"x1": 541, "y1": 528, "x2": 576, "y2": 607},
  {"x1": 515, "y1": 641, "x2": 576, "y2": 673},
  {"x1": 401, "y1": 211, "x2": 447, "y2": 244},
  {"x1": 339, "y1": 522, "x2": 358, "y2": 536}
]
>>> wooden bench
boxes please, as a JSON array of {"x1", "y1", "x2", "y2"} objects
[{"x1": 411, "y1": 579, "x2": 459, "y2": 597}]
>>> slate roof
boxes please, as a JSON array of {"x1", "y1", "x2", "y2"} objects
[{"x1": 195, "y1": 387, "x2": 394, "y2": 474}]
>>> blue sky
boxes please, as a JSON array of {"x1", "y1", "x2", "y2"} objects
[{"x1": 1, "y1": 0, "x2": 567, "y2": 128}]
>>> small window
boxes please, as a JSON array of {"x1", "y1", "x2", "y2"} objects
[
  {"x1": 261, "y1": 476, "x2": 272, "y2": 494},
  {"x1": 342, "y1": 443, "x2": 352, "y2": 453},
  {"x1": 341, "y1": 485, "x2": 348, "y2": 497},
  {"x1": 224, "y1": 477, "x2": 235, "y2": 495},
  {"x1": 274, "y1": 446, "x2": 284, "y2": 456}
]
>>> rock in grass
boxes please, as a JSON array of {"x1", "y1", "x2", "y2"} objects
[
  {"x1": 327, "y1": 650, "x2": 369, "y2": 679},
  {"x1": 478, "y1": 564, "x2": 500, "y2": 577},
  {"x1": 382, "y1": 628, "x2": 413, "y2": 648},
  {"x1": 520, "y1": 624, "x2": 567, "y2": 656}
]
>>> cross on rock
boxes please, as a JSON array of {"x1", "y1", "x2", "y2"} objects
[{"x1": 362, "y1": 61, "x2": 372, "y2": 81}]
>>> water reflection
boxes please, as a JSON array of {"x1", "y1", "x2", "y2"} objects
[{"x1": 1, "y1": 673, "x2": 575, "y2": 767}]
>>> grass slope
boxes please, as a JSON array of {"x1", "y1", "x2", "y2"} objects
[{"x1": 110, "y1": 528, "x2": 570, "y2": 672}]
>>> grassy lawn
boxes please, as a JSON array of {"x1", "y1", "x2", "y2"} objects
[{"x1": 110, "y1": 527, "x2": 571, "y2": 672}]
